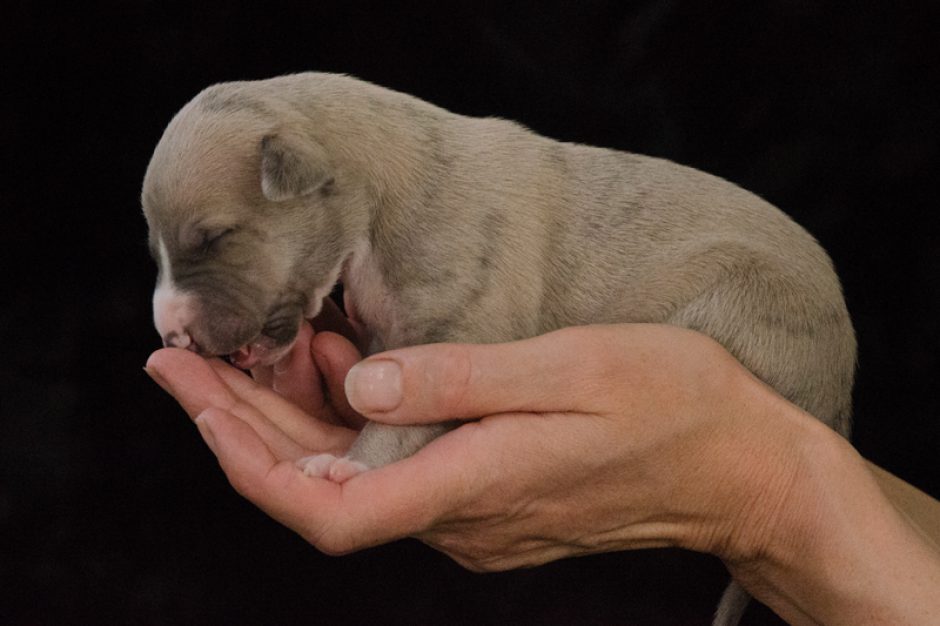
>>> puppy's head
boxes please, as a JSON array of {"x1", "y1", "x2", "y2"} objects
[{"x1": 142, "y1": 86, "x2": 355, "y2": 368}]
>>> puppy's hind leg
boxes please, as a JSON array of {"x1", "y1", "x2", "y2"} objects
[{"x1": 298, "y1": 421, "x2": 459, "y2": 483}]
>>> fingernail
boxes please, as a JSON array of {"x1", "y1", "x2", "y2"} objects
[
  {"x1": 345, "y1": 359, "x2": 402, "y2": 413},
  {"x1": 194, "y1": 412, "x2": 218, "y2": 454}
]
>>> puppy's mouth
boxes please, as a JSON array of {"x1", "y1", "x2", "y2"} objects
[
  {"x1": 221, "y1": 260, "x2": 348, "y2": 369},
  {"x1": 227, "y1": 336, "x2": 292, "y2": 370},
  {"x1": 224, "y1": 314, "x2": 302, "y2": 370}
]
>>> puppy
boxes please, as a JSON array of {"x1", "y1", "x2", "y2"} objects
[{"x1": 142, "y1": 73, "x2": 856, "y2": 626}]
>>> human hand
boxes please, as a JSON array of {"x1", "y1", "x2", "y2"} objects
[{"x1": 145, "y1": 323, "x2": 799, "y2": 567}]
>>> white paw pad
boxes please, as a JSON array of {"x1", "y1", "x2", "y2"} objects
[{"x1": 297, "y1": 454, "x2": 370, "y2": 483}]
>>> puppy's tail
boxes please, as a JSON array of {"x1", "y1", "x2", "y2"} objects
[{"x1": 713, "y1": 580, "x2": 750, "y2": 626}]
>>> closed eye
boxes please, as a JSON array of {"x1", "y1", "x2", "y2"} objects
[{"x1": 200, "y1": 227, "x2": 235, "y2": 254}]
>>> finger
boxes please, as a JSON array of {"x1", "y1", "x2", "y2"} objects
[
  {"x1": 196, "y1": 407, "x2": 430, "y2": 554},
  {"x1": 311, "y1": 331, "x2": 368, "y2": 429},
  {"x1": 249, "y1": 321, "x2": 317, "y2": 395},
  {"x1": 250, "y1": 363, "x2": 274, "y2": 388},
  {"x1": 270, "y1": 322, "x2": 330, "y2": 419},
  {"x1": 343, "y1": 325, "x2": 625, "y2": 423},
  {"x1": 207, "y1": 357, "x2": 356, "y2": 454},
  {"x1": 194, "y1": 407, "x2": 346, "y2": 545},
  {"x1": 146, "y1": 348, "x2": 308, "y2": 460},
  {"x1": 198, "y1": 405, "x2": 578, "y2": 556},
  {"x1": 146, "y1": 347, "x2": 240, "y2": 418}
]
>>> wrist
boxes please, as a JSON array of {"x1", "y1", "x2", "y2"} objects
[{"x1": 719, "y1": 403, "x2": 940, "y2": 624}]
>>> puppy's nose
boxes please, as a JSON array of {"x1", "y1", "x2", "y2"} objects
[{"x1": 163, "y1": 330, "x2": 196, "y2": 351}]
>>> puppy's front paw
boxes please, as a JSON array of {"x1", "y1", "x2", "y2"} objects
[
  {"x1": 327, "y1": 457, "x2": 370, "y2": 483},
  {"x1": 297, "y1": 453, "x2": 338, "y2": 478},
  {"x1": 297, "y1": 454, "x2": 370, "y2": 483}
]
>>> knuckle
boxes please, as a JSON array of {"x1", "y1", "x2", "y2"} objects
[
  {"x1": 428, "y1": 344, "x2": 474, "y2": 414},
  {"x1": 431, "y1": 532, "x2": 502, "y2": 572},
  {"x1": 227, "y1": 470, "x2": 263, "y2": 502},
  {"x1": 312, "y1": 532, "x2": 348, "y2": 556},
  {"x1": 309, "y1": 524, "x2": 357, "y2": 556}
]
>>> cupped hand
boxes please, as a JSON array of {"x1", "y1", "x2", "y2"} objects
[{"x1": 145, "y1": 321, "x2": 807, "y2": 572}]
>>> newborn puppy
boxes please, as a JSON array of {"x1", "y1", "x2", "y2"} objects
[{"x1": 143, "y1": 73, "x2": 855, "y2": 626}]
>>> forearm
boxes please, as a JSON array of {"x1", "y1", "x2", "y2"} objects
[
  {"x1": 868, "y1": 462, "x2": 940, "y2": 551},
  {"x1": 728, "y1": 414, "x2": 940, "y2": 625}
]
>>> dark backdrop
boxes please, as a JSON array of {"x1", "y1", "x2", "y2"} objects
[{"x1": 2, "y1": 2, "x2": 938, "y2": 624}]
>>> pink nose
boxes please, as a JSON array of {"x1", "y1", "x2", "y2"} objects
[{"x1": 163, "y1": 330, "x2": 196, "y2": 351}]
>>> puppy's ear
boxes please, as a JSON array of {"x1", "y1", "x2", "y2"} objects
[{"x1": 260, "y1": 133, "x2": 331, "y2": 201}]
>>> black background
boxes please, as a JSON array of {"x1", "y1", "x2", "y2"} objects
[{"x1": 2, "y1": 2, "x2": 938, "y2": 624}]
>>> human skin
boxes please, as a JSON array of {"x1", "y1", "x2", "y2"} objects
[{"x1": 145, "y1": 317, "x2": 940, "y2": 625}]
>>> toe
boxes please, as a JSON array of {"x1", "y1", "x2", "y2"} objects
[
  {"x1": 298, "y1": 453, "x2": 338, "y2": 478},
  {"x1": 328, "y1": 457, "x2": 370, "y2": 483}
]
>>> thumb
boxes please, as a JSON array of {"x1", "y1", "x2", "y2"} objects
[{"x1": 344, "y1": 326, "x2": 617, "y2": 423}]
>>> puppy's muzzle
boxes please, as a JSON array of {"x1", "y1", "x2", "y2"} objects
[{"x1": 162, "y1": 329, "x2": 200, "y2": 353}]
